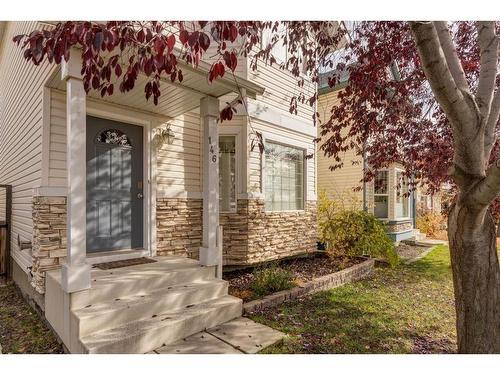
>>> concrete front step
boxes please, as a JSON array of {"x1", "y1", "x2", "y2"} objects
[
  {"x1": 402, "y1": 238, "x2": 446, "y2": 247},
  {"x1": 80, "y1": 295, "x2": 243, "y2": 354},
  {"x1": 87, "y1": 261, "x2": 216, "y2": 305},
  {"x1": 73, "y1": 279, "x2": 229, "y2": 337}
]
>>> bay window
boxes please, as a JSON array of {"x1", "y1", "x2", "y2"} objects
[
  {"x1": 395, "y1": 170, "x2": 409, "y2": 218},
  {"x1": 219, "y1": 136, "x2": 236, "y2": 212},
  {"x1": 374, "y1": 170, "x2": 388, "y2": 218},
  {"x1": 264, "y1": 141, "x2": 304, "y2": 211}
]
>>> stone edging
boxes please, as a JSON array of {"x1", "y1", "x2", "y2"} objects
[{"x1": 243, "y1": 258, "x2": 375, "y2": 314}]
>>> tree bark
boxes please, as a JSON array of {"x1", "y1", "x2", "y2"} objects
[{"x1": 448, "y1": 201, "x2": 500, "y2": 353}]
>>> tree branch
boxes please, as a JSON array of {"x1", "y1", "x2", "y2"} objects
[
  {"x1": 410, "y1": 22, "x2": 474, "y2": 131},
  {"x1": 484, "y1": 89, "x2": 500, "y2": 161},
  {"x1": 469, "y1": 159, "x2": 500, "y2": 208},
  {"x1": 476, "y1": 21, "x2": 499, "y2": 118},
  {"x1": 433, "y1": 21, "x2": 470, "y2": 93}
]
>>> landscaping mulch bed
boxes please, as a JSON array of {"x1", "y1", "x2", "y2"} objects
[
  {"x1": 396, "y1": 243, "x2": 430, "y2": 262},
  {"x1": 0, "y1": 282, "x2": 64, "y2": 354},
  {"x1": 224, "y1": 253, "x2": 363, "y2": 302}
]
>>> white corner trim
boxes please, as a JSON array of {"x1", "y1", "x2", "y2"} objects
[
  {"x1": 33, "y1": 186, "x2": 68, "y2": 197},
  {"x1": 246, "y1": 99, "x2": 317, "y2": 138}
]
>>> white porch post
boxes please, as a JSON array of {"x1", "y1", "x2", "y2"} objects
[
  {"x1": 60, "y1": 50, "x2": 91, "y2": 293},
  {"x1": 199, "y1": 96, "x2": 220, "y2": 266}
]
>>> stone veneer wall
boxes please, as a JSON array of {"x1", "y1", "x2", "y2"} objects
[
  {"x1": 31, "y1": 196, "x2": 67, "y2": 294},
  {"x1": 385, "y1": 220, "x2": 413, "y2": 233},
  {"x1": 156, "y1": 198, "x2": 203, "y2": 258},
  {"x1": 157, "y1": 198, "x2": 317, "y2": 266},
  {"x1": 219, "y1": 200, "x2": 250, "y2": 264},
  {"x1": 245, "y1": 200, "x2": 317, "y2": 265}
]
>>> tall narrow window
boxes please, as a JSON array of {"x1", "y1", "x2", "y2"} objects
[
  {"x1": 374, "y1": 170, "x2": 389, "y2": 218},
  {"x1": 396, "y1": 171, "x2": 409, "y2": 218},
  {"x1": 265, "y1": 142, "x2": 304, "y2": 211},
  {"x1": 219, "y1": 136, "x2": 236, "y2": 212}
]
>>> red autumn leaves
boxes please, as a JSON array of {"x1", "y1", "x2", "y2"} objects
[{"x1": 12, "y1": 21, "x2": 245, "y2": 107}]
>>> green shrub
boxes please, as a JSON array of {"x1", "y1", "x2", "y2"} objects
[
  {"x1": 250, "y1": 265, "x2": 295, "y2": 297},
  {"x1": 416, "y1": 212, "x2": 445, "y2": 236},
  {"x1": 318, "y1": 191, "x2": 399, "y2": 267}
]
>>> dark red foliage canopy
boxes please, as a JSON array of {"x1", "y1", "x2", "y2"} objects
[{"x1": 13, "y1": 21, "x2": 499, "y2": 215}]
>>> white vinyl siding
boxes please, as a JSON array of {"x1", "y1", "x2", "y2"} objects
[
  {"x1": 48, "y1": 90, "x2": 67, "y2": 186},
  {"x1": 0, "y1": 22, "x2": 56, "y2": 266},
  {"x1": 156, "y1": 112, "x2": 202, "y2": 194},
  {"x1": 316, "y1": 90, "x2": 364, "y2": 209}
]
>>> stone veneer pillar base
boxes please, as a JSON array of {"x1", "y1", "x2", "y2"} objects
[
  {"x1": 31, "y1": 196, "x2": 67, "y2": 294},
  {"x1": 156, "y1": 198, "x2": 203, "y2": 258}
]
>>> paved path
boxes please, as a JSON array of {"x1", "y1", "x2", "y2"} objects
[{"x1": 149, "y1": 317, "x2": 284, "y2": 354}]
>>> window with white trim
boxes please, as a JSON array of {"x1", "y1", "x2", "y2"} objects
[
  {"x1": 219, "y1": 136, "x2": 236, "y2": 212},
  {"x1": 374, "y1": 170, "x2": 389, "y2": 219},
  {"x1": 264, "y1": 141, "x2": 304, "y2": 211},
  {"x1": 395, "y1": 171, "x2": 409, "y2": 218}
]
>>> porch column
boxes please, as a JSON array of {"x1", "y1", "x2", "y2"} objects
[
  {"x1": 199, "y1": 96, "x2": 220, "y2": 266},
  {"x1": 60, "y1": 50, "x2": 91, "y2": 293}
]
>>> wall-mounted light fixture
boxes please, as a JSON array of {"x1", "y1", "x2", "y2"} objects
[{"x1": 153, "y1": 124, "x2": 176, "y2": 148}]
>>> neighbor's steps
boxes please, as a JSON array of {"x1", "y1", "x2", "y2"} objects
[
  {"x1": 80, "y1": 295, "x2": 242, "y2": 354},
  {"x1": 72, "y1": 256, "x2": 242, "y2": 354}
]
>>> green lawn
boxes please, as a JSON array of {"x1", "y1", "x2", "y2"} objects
[{"x1": 250, "y1": 245, "x2": 458, "y2": 353}]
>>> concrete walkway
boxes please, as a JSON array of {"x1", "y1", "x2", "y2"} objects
[{"x1": 149, "y1": 317, "x2": 284, "y2": 354}]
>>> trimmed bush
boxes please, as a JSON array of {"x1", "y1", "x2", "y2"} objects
[
  {"x1": 318, "y1": 191, "x2": 399, "y2": 267},
  {"x1": 250, "y1": 265, "x2": 295, "y2": 297}
]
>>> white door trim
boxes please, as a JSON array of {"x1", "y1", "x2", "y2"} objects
[{"x1": 86, "y1": 100, "x2": 156, "y2": 260}]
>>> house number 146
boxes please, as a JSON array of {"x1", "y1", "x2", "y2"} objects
[{"x1": 209, "y1": 137, "x2": 217, "y2": 163}]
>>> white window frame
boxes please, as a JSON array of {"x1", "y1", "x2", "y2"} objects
[
  {"x1": 219, "y1": 126, "x2": 242, "y2": 213},
  {"x1": 395, "y1": 168, "x2": 411, "y2": 219},
  {"x1": 262, "y1": 135, "x2": 307, "y2": 213},
  {"x1": 373, "y1": 169, "x2": 389, "y2": 220}
]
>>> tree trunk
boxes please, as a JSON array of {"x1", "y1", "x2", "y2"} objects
[{"x1": 448, "y1": 202, "x2": 500, "y2": 353}]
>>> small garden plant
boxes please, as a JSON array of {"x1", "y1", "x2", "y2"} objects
[
  {"x1": 318, "y1": 191, "x2": 399, "y2": 267},
  {"x1": 250, "y1": 265, "x2": 295, "y2": 297}
]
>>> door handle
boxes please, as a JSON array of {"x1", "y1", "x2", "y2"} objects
[{"x1": 137, "y1": 192, "x2": 144, "y2": 199}]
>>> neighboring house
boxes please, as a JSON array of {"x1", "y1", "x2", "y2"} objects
[
  {"x1": 316, "y1": 71, "x2": 416, "y2": 242},
  {"x1": 0, "y1": 21, "x2": 318, "y2": 353},
  {"x1": 415, "y1": 184, "x2": 445, "y2": 215}
]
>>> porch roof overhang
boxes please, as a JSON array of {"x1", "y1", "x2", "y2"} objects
[{"x1": 46, "y1": 55, "x2": 264, "y2": 119}]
